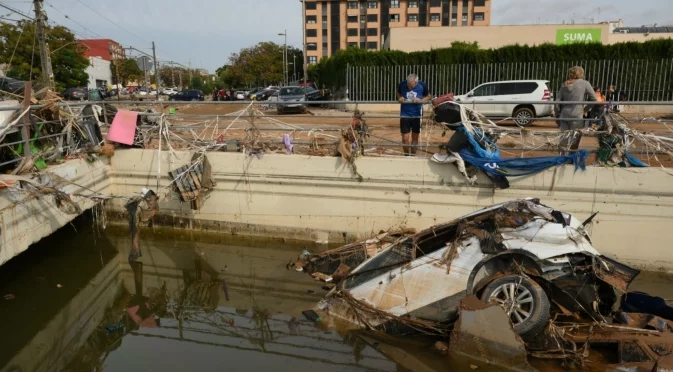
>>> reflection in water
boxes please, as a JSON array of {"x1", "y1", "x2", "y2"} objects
[{"x1": 0, "y1": 218, "x2": 413, "y2": 372}]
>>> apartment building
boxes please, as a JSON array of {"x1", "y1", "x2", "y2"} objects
[
  {"x1": 77, "y1": 39, "x2": 126, "y2": 61},
  {"x1": 303, "y1": 0, "x2": 491, "y2": 64}
]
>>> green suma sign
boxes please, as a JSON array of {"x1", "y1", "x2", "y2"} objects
[{"x1": 556, "y1": 28, "x2": 602, "y2": 45}]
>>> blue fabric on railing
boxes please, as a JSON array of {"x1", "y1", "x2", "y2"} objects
[
  {"x1": 458, "y1": 149, "x2": 590, "y2": 177},
  {"x1": 624, "y1": 151, "x2": 648, "y2": 167},
  {"x1": 456, "y1": 126, "x2": 500, "y2": 159}
]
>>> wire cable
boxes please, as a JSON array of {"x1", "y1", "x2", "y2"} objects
[
  {"x1": 44, "y1": 1, "x2": 103, "y2": 39},
  {"x1": 74, "y1": 0, "x2": 149, "y2": 44}
]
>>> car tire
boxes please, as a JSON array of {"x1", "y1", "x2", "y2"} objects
[
  {"x1": 277, "y1": 109, "x2": 283, "y2": 115},
  {"x1": 191, "y1": 98, "x2": 197, "y2": 102},
  {"x1": 513, "y1": 107, "x2": 535, "y2": 126},
  {"x1": 480, "y1": 275, "x2": 550, "y2": 338}
]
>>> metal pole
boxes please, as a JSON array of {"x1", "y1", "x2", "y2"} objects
[
  {"x1": 170, "y1": 63, "x2": 175, "y2": 87},
  {"x1": 115, "y1": 58, "x2": 121, "y2": 100},
  {"x1": 152, "y1": 41, "x2": 160, "y2": 99},
  {"x1": 293, "y1": 54, "x2": 297, "y2": 82},
  {"x1": 302, "y1": 0, "x2": 307, "y2": 96},
  {"x1": 21, "y1": 82, "x2": 32, "y2": 158},
  {"x1": 284, "y1": 29, "x2": 288, "y2": 86},
  {"x1": 33, "y1": 0, "x2": 54, "y2": 89}
]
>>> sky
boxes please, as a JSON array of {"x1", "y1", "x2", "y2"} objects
[{"x1": 7, "y1": 0, "x2": 672, "y2": 72}]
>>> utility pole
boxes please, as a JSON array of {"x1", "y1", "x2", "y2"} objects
[
  {"x1": 33, "y1": 0, "x2": 54, "y2": 89},
  {"x1": 302, "y1": 0, "x2": 307, "y2": 96},
  {"x1": 283, "y1": 30, "x2": 287, "y2": 85},
  {"x1": 152, "y1": 41, "x2": 160, "y2": 99},
  {"x1": 293, "y1": 54, "x2": 297, "y2": 82},
  {"x1": 188, "y1": 59, "x2": 192, "y2": 88},
  {"x1": 170, "y1": 63, "x2": 175, "y2": 87}
]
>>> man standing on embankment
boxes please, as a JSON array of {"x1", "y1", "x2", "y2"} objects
[{"x1": 397, "y1": 73, "x2": 431, "y2": 156}]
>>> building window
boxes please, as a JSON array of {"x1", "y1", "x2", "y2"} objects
[
  {"x1": 348, "y1": 1, "x2": 358, "y2": 9},
  {"x1": 430, "y1": 13, "x2": 440, "y2": 22},
  {"x1": 409, "y1": 0, "x2": 418, "y2": 8},
  {"x1": 307, "y1": 16, "x2": 316, "y2": 24},
  {"x1": 306, "y1": 29, "x2": 317, "y2": 37},
  {"x1": 473, "y1": 12, "x2": 484, "y2": 21},
  {"x1": 452, "y1": 0, "x2": 458, "y2": 6},
  {"x1": 306, "y1": 2, "x2": 317, "y2": 10},
  {"x1": 430, "y1": 0, "x2": 441, "y2": 6},
  {"x1": 391, "y1": 0, "x2": 400, "y2": 8},
  {"x1": 308, "y1": 56, "x2": 317, "y2": 65},
  {"x1": 307, "y1": 43, "x2": 317, "y2": 51},
  {"x1": 360, "y1": 42, "x2": 366, "y2": 48},
  {"x1": 347, "y1": 28, "x2": 358, "y2": 36},
  {"x1": 390, "y1": 14, "x2": 400, "y2": 22},
  {"x1": 475, "y1": 0, "x2": 485, "y2": 6},
  {"x1": 348, "y1": 42, "x2": 358, "y2": 47},
  {"x1": 322, "y1": 15, "x2": 328, "y2": 24},
  {"x1": 367, "y1": 42, "x2": 377, "y2": 49},
  {"x1": 347, "y1": 15, "x2": 358, "y2": 23},
  {"x1": 361, "y1": 15, "x2": 366, "y2": 23},
  {"x1": 367, "y1": 28, "x2": 378, "y2": 36},
  {"x1": 367, "y1": 1, "x2": 378, "y2": 9},
  {"x1": 462, "y1": 14, "x2": 467, "y2": 21},
  {"x1": 451, "y1": 16, "x2": 457, "y2": 26},
  {"x1": 367, "y1": 14, "x2": 378, "y2": 22},
  {"x1": 408, "y1": 14, "x2": 418, "y2": 22}
]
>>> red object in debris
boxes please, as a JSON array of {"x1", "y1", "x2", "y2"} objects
[{"x1": 216, "y1": 134, "x2": 226, "y2": 143}]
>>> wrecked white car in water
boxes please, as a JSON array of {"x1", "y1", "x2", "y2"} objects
[{"x1": 293, "y1": 199, "x2": 639, "y2": 338}]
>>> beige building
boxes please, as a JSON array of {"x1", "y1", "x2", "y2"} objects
[
  {"x1": 386, "y1": 23, "x2": 673, "y2": 52},
  {"x1": 303, "y1": 0, "x2": 491, "y2": 64}
]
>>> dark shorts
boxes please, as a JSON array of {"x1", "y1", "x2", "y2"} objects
[{"x1": 400, "y1": 117, "x2": 421, "y2": 134}]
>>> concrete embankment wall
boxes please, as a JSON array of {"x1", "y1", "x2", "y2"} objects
[
  {"x1": 107, "y1": 149, "x2": 673, "y2": 272},
  {"x1": 0, "y1": 158, "x2": 111, "y2": 266}
]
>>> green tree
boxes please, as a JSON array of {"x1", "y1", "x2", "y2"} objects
[
  {"x1": 221, "y1": 42, "x2": 303, "y2": 87},
  {"x1": 110, "y1": 58, "x2": 143, "y2": 86},
  {"x1": 0, "y1": 20, "x2": 89, "y2": 91}
]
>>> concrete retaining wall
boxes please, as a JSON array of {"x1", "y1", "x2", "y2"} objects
[
  {"x1": 0, "y1": 158, "x2": 111, "y2": 266},
  {"x1": 107, "y1": 149, "x2": 673, "y2": 272}
]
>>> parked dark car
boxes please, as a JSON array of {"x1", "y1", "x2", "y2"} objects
[
  {"x1": 0, "y1": 77, "x2": 26, "y2": 95},
  {"x1": 255, "y1": 88, "x2": 278, "y2": 101},
  {"x1": 64, "y1": 88, "x2": 87, "y2": 101},
  {"x1": 169, "y1": 89, "x2": 205, "y2": 101},
  {"x1": 246, "y1": 87, "x2": 264, "y2": 99}
]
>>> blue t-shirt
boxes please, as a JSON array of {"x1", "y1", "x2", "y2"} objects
[{"x1": 398, "y1": 80, "x2": 428, "y2": 118}]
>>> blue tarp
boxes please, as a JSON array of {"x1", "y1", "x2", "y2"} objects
[
  {"x1": 456, "y1": 125, "x2": 589, "y2": 177},
  {"x1": 458, "y1": 148, "x2": 589, "y2": 177}
]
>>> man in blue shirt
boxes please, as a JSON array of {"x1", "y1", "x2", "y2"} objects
[{"x1": 397, "y1": 74, "x2": 431, "y2": 156}]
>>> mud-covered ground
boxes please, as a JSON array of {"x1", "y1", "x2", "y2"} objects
[{"x1": 120, "y1": 101, "x2": 673, "y2": 167}]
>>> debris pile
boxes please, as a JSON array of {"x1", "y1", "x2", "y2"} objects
[{"x1": 293, "y1": 198, "x2": 673, "y2": 368}]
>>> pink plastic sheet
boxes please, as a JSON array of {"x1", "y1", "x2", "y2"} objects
[{"x1": 107, "y1": 110, "x2": 138, "y2": 145}]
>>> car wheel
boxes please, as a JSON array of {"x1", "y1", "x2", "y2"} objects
[
  {"x1": 480, "y1": 275, "x2": 550, "y2": 338},
  {"x1": 191, "y1": 98, "x2": 197, "y2": 102},
  {"x1": 277, "y1": 109, "x2": 283, "y2": 115},
  {"x1": 513, "y1": 107, "x2": 535, "y2": 126}
]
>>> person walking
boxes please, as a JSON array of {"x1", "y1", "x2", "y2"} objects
[
  {"x1": 396, "y1": 73, "x2": 431, "y2": 156},
  {"x1": 555, "y1": 66, "x2": 596, "y2": 151}
]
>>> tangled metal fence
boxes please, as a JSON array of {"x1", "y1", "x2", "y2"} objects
[{"x1": 345, "y1": 59, "x2": 673, "y2": 102}]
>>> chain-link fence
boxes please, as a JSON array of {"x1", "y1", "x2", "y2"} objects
[{"x1": 346, "y1": 59, "x2": 673, "y2": 102}]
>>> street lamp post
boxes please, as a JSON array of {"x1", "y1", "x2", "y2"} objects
[
  {"x1": 278, "y1": 30, "x2": 287, "y2": 86},
  {"x1": 302, "y1": 0, "x2": 307, "y2": 96}
]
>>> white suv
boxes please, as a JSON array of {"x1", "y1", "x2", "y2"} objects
[{"x1": 454, "y1": 80, "x2": 553, "y2": 126}]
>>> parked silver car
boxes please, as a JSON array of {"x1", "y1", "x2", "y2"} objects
[{"x1": 276, "y1": 86, "x2": 307, "y2": 114}]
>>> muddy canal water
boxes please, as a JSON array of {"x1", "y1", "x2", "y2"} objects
[{"x1": 1, "y1": 215, "x2": 671, "y2": 372}]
